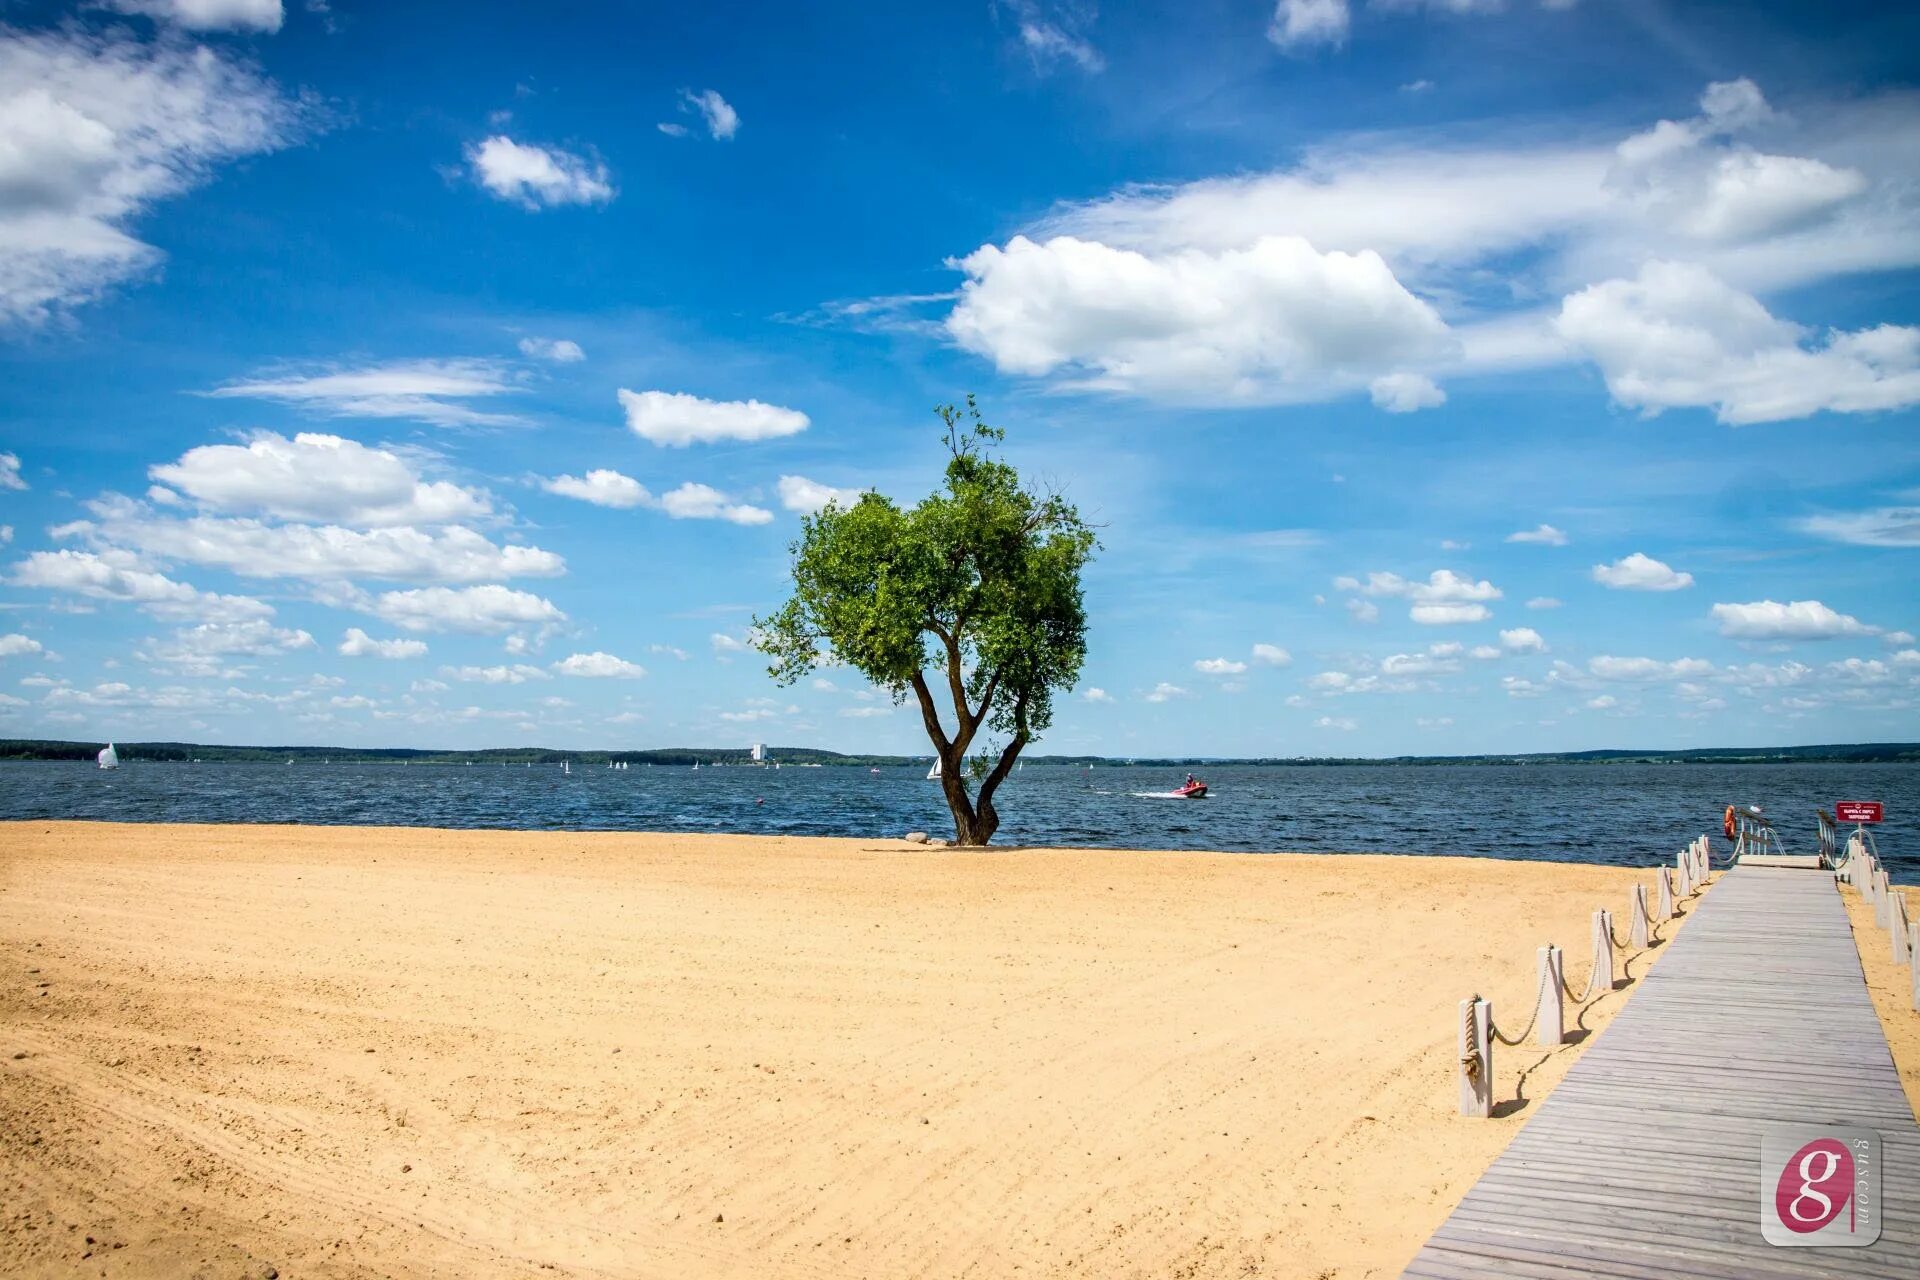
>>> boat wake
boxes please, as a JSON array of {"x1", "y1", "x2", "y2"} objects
[{"x1": 1132, "y1": 790, "x2": 1209, "y2": 800}]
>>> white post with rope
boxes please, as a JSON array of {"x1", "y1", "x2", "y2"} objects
[
  {"x1": 1892, "y1": 892, "x2": 1911, "y2": 968},
  {"x1": 1458, "y1": 996, "x2": 1493, "y2": 1118},
  {"x1": 1910, "y1": 924, "x2": 1920, "y2": 1013},
  {"x1": 1656, "y1": 867, "x2": 1675, "y2": 922},
  {"x1": 1630, "y1": 882, "x2": 1650, "y2": 948},
  {"x1": 1876, "y1": 870, "x2": 1892, "y2": 927},
  {"x1": 1592, "y1": 909, "x2": 1615, "y2": 993},
  {"x1": 1536, "y1": 945, "x2": 1564, "y2": 1047},
  {"x1": 1676, "y1": 848, "x2": 1693, "y2": 898}
]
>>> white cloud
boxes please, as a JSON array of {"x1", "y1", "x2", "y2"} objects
[
  {"x1": 1337, "y1": 568, "x2": 1500, "y2": 624},
  {"x1": 370, "y1": 584, "x2": 566, "y2": 635},
  {"x1": 1251, "y1": 643, "x2": 1292, "y2": 667},
  {"x1": 1004, "y1": 2, "x2": 1104, "y2": 73},
  {"x1": 467, "y1": 136, "x2": 614, "y2": 210},
  {"x1": 656, "y1": 483, "x2": 772, "y2": 526},
  {"x1": 442, "y1": 663, "x2": 549, "y2": 685},
  {"x1": 1557, "y1": 262, "x2": 1920, "y2": 424},
  {"x1": 1796, "y1": 507, "x2": 1920, "y2": 548},
  {"x1": 543, "y1": 470, "x2": 650, "y2": 509},
  {"x1": 0, "y1": 27, "x2": 302, "y2": 323},
  {"x1": 1345, "y1": 597, "x2": 1379, "y2": 623},
  {"x1": 1144, "y1": 682, "x2": 1189, "y2": 703},
  {"x1": 944, "y1": 233, "x2": 1453, "y2": 403},
  {"x1": 1591, "y1": 552, "x2": 1693, "y2": 591},
  {"x1": 1710, "y1": 599, "x2": 1876, "y2": 641},
  {"x1": 150, "y1": 432, "x2": 490, "y2": 526},
  {"x1": 678, "y1": 89, "x2": 739, "y2": 141},
  {"x1": 338, "y1": 627, "x2": 427, "y2": 659},
  {"x1": 1470, "y1": 645, "x2": 1501, "y2": 660},
  {"x1": 0, "y1": 633, "x2": 44, "y2": 658},
  {"x1": 517, "y1": 336, "x2": 585, "y2": 363},
  {"x1": 1885, "y1": 631, "x2": 1916, "y2": 648},
  {"x1": 1503, "y1": 676, "x2": 1542, "y2": 698},
  {"x1": 1506, "y1": 523, "x2": 1568, "y2": 546},
  {"x1": 0, "y1": 453, "x2": 24, "y2": 490},
  {"x1": 710, "y1": 632, "x2": 748, "y2": 654},
  {"x1": 1586, "y1": 694, "x2": 1618, "y2": 710},
  {"x1": 1526, "y1": 596, "x2": 1562, "y2": 610},
  {"x1": 1411, "y1": 603, "x2": 1489, "y2": 625},
  {"x1": 1588, "y1": 655, "x2": 1715, "y2": 682},
  {"x1": 104, "y1": 1, "x2": 284, "y2": 31},
  {"x1": 1081, "y1": 686, "x2": 1113, "y2": 703},
  {"x1": 10, "y1": 548, "x2": 271, "y2": 622},
  {"x1": 1314, "y1": 715, "x2": 1358, "y2": 731},
  {"x1": 552, "y1": 651, "x2": 647, "y2": 679},
  {"x1": 777, "y1": 475, "x2": 864, "y2": 515},
  {"x1": 1500, "y1": 626, "x2": 1547, "y2": 653},
  {"x1": 67, "y1": 494, "x2": 564, "y2": 584},
  {"x1": 1268, "y1": 0, "x2": 1348, "y2": 50},
  {"x1": 206, "y1": 359, "x2": 526, "y2": 427},
  {"x1": 1194, "y1": 657, "x2": 1247, "y2": 675},
  {"x1": 618, "y1": 389, "x2": 809, "y2": 447},
  {"x1": 1369, "y1": 371, "x2": 1445, "y2": 413},
  {"x1": 143, "y1": 619, "x2": 313, "y2": 663}
]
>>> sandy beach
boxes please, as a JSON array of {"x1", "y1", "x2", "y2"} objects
[{"x1": 4, "y1": 822, "x2": 1691, "y2": 1279}]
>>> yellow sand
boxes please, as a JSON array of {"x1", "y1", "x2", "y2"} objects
[
  {"x1": 1840, "y1": 879, "x2": 1920, "y2": 1120},
  {"x1": 2, "y1": 822, "x2": 1687, "y2": 1279}
]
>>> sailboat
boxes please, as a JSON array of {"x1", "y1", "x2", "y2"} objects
[
  {"x1": 97, "y1": 743, "x2": 119, "y2": 770},
  {"x1": 563, "y1": 760, "x2": 571, "y2": 775},
  {"x1": 927, "y1": 757, "x2": 942, "y2": 780}
]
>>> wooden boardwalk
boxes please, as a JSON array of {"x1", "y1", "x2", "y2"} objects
[{"x1": 1403, "y1": 866, "x2": 1920, "y2": 1278}]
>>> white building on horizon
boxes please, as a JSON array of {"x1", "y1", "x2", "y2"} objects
[{"x1": 750, "y1": 742, "x2": 765, "y2": 762}]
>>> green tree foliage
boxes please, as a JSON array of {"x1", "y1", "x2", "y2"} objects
[{"x1": 755, "y1": 398, "x2": 1097, "y2": 845}]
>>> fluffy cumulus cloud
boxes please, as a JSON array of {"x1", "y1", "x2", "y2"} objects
[
  {"x1": 1335, "y1": 568, "x2": 1501, "y2": 625},
  {"x1": 552, "y1": 651, "x2": 647, "y2": 679},
  {"x1": 777, "y1": 475, "x2": 864, "y2": 515},
  {"x1": 1500, "y1": 626, "x2": 1547, "y2": 653},
  {"x1": 1710, "y1": 599, "x2": 1877, "y2": 642},
  {"x1": 0, "y1": 633, "x2": 45, "y2": 658},
  {"x1": 1506, "y1": 523, "x2": 1568, "y2": 546},
  {"x1": 619, "y1": 389, "x2": 809, "y2": 447},
  {"x1": 467, "y1": 136, "x2": 614, "y2": 210},
  {"x1": 442, "y1": 663, "x2": 548, "y2": 685},
  {"x1": 1081, "y1": 686, "x2": 1113, "y2": 703},
  {"x1": 1586, "y1": 655, "x2": 1715, "y2": 682},
  {"x1": 368, "y1": 584, "x2": 566, "y2": 635},
  {"x1": 656, "y1": 483, "x2": 771, "y2": 526},
  {"x1": 206, "y1": 359, "x2": 527, "y2": 428},
  {"x1": 150, "y1": 432, "x2": 491, "y2": 526},
  {"x1": 1268, "y1": 0, "x2": 1348, "y2": 50},
  {"x1": 104, "y1": 1, "x2": 284, "y2": 31},
  {"x1": 1251, "y1": 643, "x2": 1292, "y2": 667},
  {"x1": 945, "y1": 234, "x2": 1453, "y2": 403},
  {"x1": 63, "y1": 492, "x2": 564, "y2": 584},
  {"x1": 10, "y1": 548, "x2": 271, "y2": 622},
  {"x1": 1591, "y1": 552, "x2": 1693, "y2": 591},
  {"x1": 542, "y1": 469, "x2": 649, "y2": 509},
  {"x1": 517, "y1": 336, "x2": 585, "y2": 363},
  {"x1": 1194, "y1": 657, "x2": 1247, "y2": 676},
  {"x1": 338, "y1": 627, "x2": 427, "y2": 659},
  {"x1": 0, "y1": 26, "x2": 304, "y2": 323},
  {"x1": 0, "y1": 453, "x2": 25, "y2": 490},
  {"x1": 1144, "y1": 682, "x2": 1189, "y2": 703},
  {"x1": 1368, "y1": 371, "x2": 1445, "y2": 413},
  {"x1": 1556, "y1": 261, "x2": 1920, "y2": 424}
]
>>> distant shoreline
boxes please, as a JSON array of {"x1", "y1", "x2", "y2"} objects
[{"x1": 3, "y1": 737, "x2": 1915, "y2": 767}]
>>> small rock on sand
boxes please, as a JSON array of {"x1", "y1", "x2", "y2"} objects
[{"x1": 903, "y1": 832, "x2": 928, "y2": 844}]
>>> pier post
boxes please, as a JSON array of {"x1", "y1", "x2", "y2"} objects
[
  {"x1": 1593, "y1": 909, "x2": 1615, "y2": 992},
  {"x1": 1630, "y1": 883, "x2": 1650, "y2": 948},
  {"x1": 1676, "y1": 849, "x2": 1692, "y2": 897},
  {"x1": 1656, "y1": 868, "x2": 1674, "y2": 922},
  {"x1": 1458, "y1": 996, "x2": 1493, "y2": 1118},
  {"x1": 1893, "y1": 893, "x2": 1912, "y2": 968},
  {"x1": 1910, "y1": 924, "x2": 1920, "y2": 1013},
  {"x1": 1876, "y1": 871, "x2": 1892, "y2": 927},
  {"x1": 1537, "y1": 946, "x2": 1564, "y2": 1047}
]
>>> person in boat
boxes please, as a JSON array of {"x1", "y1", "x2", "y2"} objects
[{"x1": 1184, "y1": 773, "x2": 1196, "y2": 788}]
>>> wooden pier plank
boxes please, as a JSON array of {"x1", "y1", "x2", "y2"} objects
[{"x1": 1401, "y1": 866, "x2": 1920, "y2": 1277}]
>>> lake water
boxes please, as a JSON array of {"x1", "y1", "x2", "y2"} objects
[{"x1": 2, "y1": 759, "x2": 1913, "y2": 879}]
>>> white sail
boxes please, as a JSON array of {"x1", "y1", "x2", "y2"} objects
[
  {"x1": 927, "y1": 757, "x2": 942, "y2": 780},
  {"x1": 97, "y1": 743, "x2": 119, "y2": 770}
]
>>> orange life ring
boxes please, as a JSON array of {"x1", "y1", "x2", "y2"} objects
[{"x1": 1722, "y1": 806, "x2": 1736, "y2": 840}]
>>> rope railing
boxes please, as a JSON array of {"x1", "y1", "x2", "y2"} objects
[
  {"x1": 1835, "y1": 832, "x2": 1918, "y2": 1011},
  {"x1": 1457, "y1": 834, "x2": 1715, "y2": 1117}
]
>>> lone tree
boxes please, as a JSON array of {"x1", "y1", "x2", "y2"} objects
[{"x1": 755, "y1": 398, "x2": 1096, "y2": 846}]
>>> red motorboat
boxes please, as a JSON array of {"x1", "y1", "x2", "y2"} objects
[{"x1": 1175, "y1": 777, "x2": 1208, "y2": 799}]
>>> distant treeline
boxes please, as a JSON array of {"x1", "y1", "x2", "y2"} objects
[{"x1": 2, "y1": 739, "x2": 1916, "y2": 767}]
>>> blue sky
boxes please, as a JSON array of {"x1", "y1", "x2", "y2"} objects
[{"x1": 1, "y1": 0, "x2": 1918, "y2": 757}]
